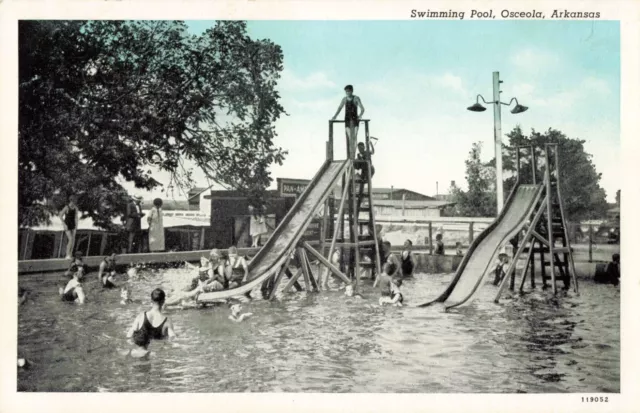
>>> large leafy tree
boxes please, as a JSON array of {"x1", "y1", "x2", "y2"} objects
[
  {"x1": 447, "y1": 142, "x2": 497, "y2": 217},
  {"x1": 503, "y1": 126, "x2": 608, "y2": 221},
  {"x1": 19, "y1": 20, "x2": 287, "y2": 229}
]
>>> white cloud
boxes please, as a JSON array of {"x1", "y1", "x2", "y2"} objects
[
  {"x1": 278, "y1": 69, "x2": 335, "y2": 91},
  {"x1": 430, "y1": 73, "x2": 466, "y2": 95},
  {"x1": 510, "y1": 48, "x2": 562, "y2": 71},
  {"x1": 582, "y1": 76, "x2": 611, "y2": 95}
]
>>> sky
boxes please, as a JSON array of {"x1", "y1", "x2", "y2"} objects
[{"x1": 124, "y1": 20, "x2": 620, "y2": 202}]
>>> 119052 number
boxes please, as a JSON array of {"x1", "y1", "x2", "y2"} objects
[{"x1": 582, "y1": 397, "x2": 608, "y2": 402}]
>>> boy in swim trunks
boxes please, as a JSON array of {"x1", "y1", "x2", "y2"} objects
[
  {"x1": 331, "y1": 85, "x2": 365, "y2": 159},
  {"x1": 492, "y1": 253, "x2": 510, "y2": 286},
  {"x1": 59, "y1": 270, "x2": 86, "y2": 304},
  {"x1": 228, "y1": 303, "x2": 253, "y2": 323}
]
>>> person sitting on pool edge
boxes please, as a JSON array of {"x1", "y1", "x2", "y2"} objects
[
  {"x1": 126, "y1": 288, "x2": 176, "y2": 358},
  {"x1": 226, "y1": 246, "x2": 249, "y2": 288},
  {"x1": 59, "y1": 269, "x2": 86, "y2": 304},
  {"x1": 98, "y1": 252, "x2": 119, "y2": 289},
  {"x1": 401, "y1": 239, "x2": 414, "y2": 277}
]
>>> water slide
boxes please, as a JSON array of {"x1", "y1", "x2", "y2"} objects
[
  {"x1": 418, "y1": 184, "x2": 544, "y2": 310},
  {"x1": 197, "y1": 159, "x2": 349, "y2": 303}
]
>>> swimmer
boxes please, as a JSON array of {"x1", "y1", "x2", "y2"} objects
[
  {"x1": 18, "y1": 357, "x2": 33, "y2": 369},
  {"x1": 379, "y1": 277, "x2": 404, "y2": 307},
  {"x1": 125, "y1": 288, "x2": 176, "y2": 358},
  {"x1": 377, "y1": 261, "x2": 396, "y2": 302},
  {"x1": 345, "y1": 284, "x2": 364, "y2": 299},
  {"x1": 58, "y1": 270, "x2": 86, "y2": 304},
  {"x1": 64, "y1": 250, "x2": 87, "y2": 279},
  {"x1": 98, "y1": 253, "x2": 118, "y2": 289},
  {"x1": 401, "y1": 239, "x2": 415, "y2": 277},
  {"x1": 120, "y1": 286, "x2": 134, "y2": 305},
  {"x1": 228, "y1": 303, "x2": 253, "y2": 323},
  {"x1": 201, "y1": 249, "x2": 227, "y2": 291},
  {"x1": 19, "y1": 286, "x2": 30, "y2": 306},
  {"x1": 492, "y1": 253, "x2": 510, "y2": 286}
]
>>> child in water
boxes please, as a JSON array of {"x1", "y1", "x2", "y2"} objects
[
  {"x1": 228, "y1": 303, "x2": 253, "y2": 323},
  {"x1": 125, "y1": 288, "x2": 176, "y2": 358},
  {"x1": 377, "y1": 261, "x2": 396, "y2": 302},
  {"x1": 64, "y1": 251, "x2": 87, "y2": 279},
  {"x1": 434, "y1": 233, "x2": 445, "y2": 255},
  {"x1": 98, "y1": 253, "x2": 118, "y2": 289},
  {"x1": 59, "y1": 269, "x2": 86, "y2": 304},
  {"x1": 492, "y1": 253, "x2": 510, "y2": 286},
  {"x1": 226, "y1": 246, "x2": 249, "y2": 288},
  {"x1": 401, "y1": 239, "x2": 414, "y2": 277}
]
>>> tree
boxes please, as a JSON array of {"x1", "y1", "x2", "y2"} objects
[
  {"x1": 503, "y1": 126, "x2": 608, "y2": 221},
  {"x1": 19, "y1": 20, "x2": 287, "y2": 229},
  {"x1": 448, "y1": 142, "x2": 497, "y2": 217}
]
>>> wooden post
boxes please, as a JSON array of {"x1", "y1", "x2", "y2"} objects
[
  {"x1": 531, "y1": 146, "x2": 537, "y2": 185},
  {"x1": 588, "y1": 224, "x2": 593, "y2": 263},
  {"x1": 99, "y1": 233, "x2": 108, "y2": 256},
  {"x1": 199, "y1": 227, "x2": 206, "y2": 249},
  {"x1": 530, "y1": 240, "x2": 536, "y2": 289},
  {"x1": 328, "y1": 121, "x2": 334, "y2": 161},
  {"x1": 554, "y1": 146, "x2": 579, "y2": 294},
  {"x1": 468, "y1": 222, "x2": 474, "y2": 244},
  {"x1": 328, "y1": 167, "x2": 352, "y2": 263},
  {"x1": 268, "y1": 261, "x2": 290, "y2": 300},
  {"x1": 284, "y1": 268, "x2": 303, "y2": 292},
  {"x1": 544, "y1": 147, "x2": 557, "y2": 295},
  {"x1": 86, "y1": 233, "x2": 92, "y2": 256},
  {"x1": 58, "y1": 231, "x2": 65, "y2": 258},
  {"x1": 298, "y1": 248, "x2": 313, "y2": 292},
  {"x1": 428, "y1": 222, "x2": 433, "y2": 255},
  {"x1": 282, "y1": 268, "x2": 303, "y2": 293},
  {"x1": 519, "y1": 241, "x2": 536, "y2": 292},
  {"x1": 303, "y1": 241, "x2": 351, "y2": 284}
]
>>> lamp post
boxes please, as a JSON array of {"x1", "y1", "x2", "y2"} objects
[{"x1": 467, "y1": 71, "x2": 528, "y2": 214}]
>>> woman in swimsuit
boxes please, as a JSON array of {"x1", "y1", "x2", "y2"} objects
[
  {"x1": 331, "y1": 85, "x2": 365, "y2": 159},
  {"x1": 59, "y1": 195, "x2": 79, "y2": 260},
  {"x1": 401, "y1": 239, "x2": 415, "y2": 277},
  {"x1": 59, "y1": 270, "x2": 86, "y2": 304},
  {"x1": 98, "y1": 253, "x2": 118, "y2": 289},
  {"x1": 126, "y1": 288, "x2": 176, "y2": 358}
]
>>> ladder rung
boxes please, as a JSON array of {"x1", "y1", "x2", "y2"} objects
[
  {"x1": 543, "y1": 261, "x2": 568, "y2": 267},
  {"x1": 358, "y1": 240, "x2": 377, "y2": 246},
  {"x1": 360, "y1": 262, "x2": 376, "y2": 268}
]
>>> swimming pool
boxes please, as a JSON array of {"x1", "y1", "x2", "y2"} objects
[{"x1": 17, "y1": 267, "x2": 620, "y2": 392}]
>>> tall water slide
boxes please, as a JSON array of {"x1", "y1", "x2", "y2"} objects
[
  {"x1": 418, "y1": 184, "x2": 544, "y2": 310},
  {"x1": 197, "y1": 159, "x2": 349, "y2": 303}
]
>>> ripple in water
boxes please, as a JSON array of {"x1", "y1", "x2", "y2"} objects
[{"x1": 17, "y1": 269, "x2": 619, "y2": 392}]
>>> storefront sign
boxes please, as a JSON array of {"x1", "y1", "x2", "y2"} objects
[{"x1": 278, "y1": 178, "x2": 311, "y2": 197}]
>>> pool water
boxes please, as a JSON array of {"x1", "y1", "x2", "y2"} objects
[{"x1": 17, "y1": 268, "x2": 620, "y2": 393}]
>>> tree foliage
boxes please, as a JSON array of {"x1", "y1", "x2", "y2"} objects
[
  {"x1": 503, "y1": 126, "x2": 608, "y2": 221},
  {"x1": 19, "y1": 20, "x2": 287, "y2": 229},
  {"x1": 447, "y1": 142, "x2": 497, "y2": 217}
]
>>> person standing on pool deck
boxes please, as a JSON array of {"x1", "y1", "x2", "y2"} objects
[
  {"x1": 59, "y1": 195, "x2": 79, "y2": 259},
  {"x1": 331, "y1": 85, "x2": 365, "y2": 159},
  {"x1": 125, "y1": 195, "x2": 145, "y2": 253},
  {"x1": 147, "y1": 198, "x2": 165, "y2": 252},
  {"x1": 126, "y1": 288, "x2": 176, "y2": 357}
]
